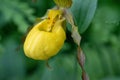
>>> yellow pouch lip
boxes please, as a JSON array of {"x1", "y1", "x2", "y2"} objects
[{"x1": 24, "y1": 9, "x2": 66, "y2": 60}]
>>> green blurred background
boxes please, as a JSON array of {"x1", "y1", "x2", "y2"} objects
[{"x1": 0, "y1": 0, "x2": 120, "y2": 80}]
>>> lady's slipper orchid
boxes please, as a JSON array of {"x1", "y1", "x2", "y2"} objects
[{"x1": 24, "y1": 9, "x2": 66, "y2": 60}]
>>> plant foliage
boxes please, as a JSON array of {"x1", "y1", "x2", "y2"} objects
[{"x1": 0, "y1": 0, "x2": 120, "y2": 80}]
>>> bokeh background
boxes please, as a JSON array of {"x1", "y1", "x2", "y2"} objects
[{"x1": 0, "y1": 0, "x2": 120, "y2": 80}]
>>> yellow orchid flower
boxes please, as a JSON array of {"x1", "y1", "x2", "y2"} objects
[{"x1": 23, "y1": 9, "x2": 66, "y2": 60}]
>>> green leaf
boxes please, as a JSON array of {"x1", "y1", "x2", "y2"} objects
[
  {"x1": 71, "y1": 0, "x2": 97, "y2": 33},
  {"x1": 0, "y1": 0, "x2": 35, "y2": 33},
  {"x1": 0, "y1": 36, "x2": 25, "y2": 80},
  {"x1": 90, "y1": 5, "x2": 120, "y2": 44}
]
